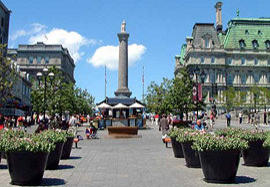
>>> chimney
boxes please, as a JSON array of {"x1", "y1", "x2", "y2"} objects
[
  {"x1": 215, "y1": 2, "x2": 223, "y2": 33},
  {"x1": 186, "y1": 37, "x2": 193, "y2": 51}
]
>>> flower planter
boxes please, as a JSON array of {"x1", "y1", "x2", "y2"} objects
[
  {"x1": 171, "y1": 137, "x2": 184, "y2": 158},
  {"x1": 199, "y1": 150, "x2": 241, "y2": 183},
  {"x1": 46, "y1": 142, "x2": 64, "y2": 170},
  {"x1": 61, "y1": 137, "x2": 74, "y2": 159},
  {"x1": 6, "y1": 151, "x2": 49, "y2": 186},
  {"x1": 181, "y1": 141, "x2": 200, "y2": 168},
  {"x1": 242, "y1": 140, "x2": 270, "y2": 167}
]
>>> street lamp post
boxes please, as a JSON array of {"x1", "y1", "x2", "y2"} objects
[
  {"x1": 189, "y1": 67, "x2": 206, "y2": 117},
  {"x1": 37, "y1": 68, "x2": 54, "y2": 121}
]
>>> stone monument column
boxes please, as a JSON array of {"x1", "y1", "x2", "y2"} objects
[{"x1": 115, "y1": 20, "x2": 132, "y2": 97}]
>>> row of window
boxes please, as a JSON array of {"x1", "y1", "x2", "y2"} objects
[
  {"x1": 245, "y1": 30, "x2": 263, "y2": 36},
  {"x1": 29, "y1": 56, "x2": 50, "y2": 64},
  {"x1": 227, "y1": 73, "x2": 267, "y2": 85},
  {"x1": 199, "y1": 56, "x2": 269, "y2": 65},
  {"x1": 239, "y1": 39, "x2": 270, "y2": 49}
]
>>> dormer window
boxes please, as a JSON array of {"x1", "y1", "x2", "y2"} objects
[
  {"x1": 239, "y1": 40, "x2": 246, "y2": 49},
  {"x1": 252, "y1": 40, "x2": 259, "y2": 49},
  {"x1": 265, "y1": 40, "x2": 270, "y2": 49},
  {"x1": 204, "y1": 38, "x2": 210, "y2": 48}
]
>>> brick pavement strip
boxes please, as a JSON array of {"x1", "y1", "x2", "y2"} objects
[{"x1": 0, "y1": 122, "x2": 270, "y2": 186}]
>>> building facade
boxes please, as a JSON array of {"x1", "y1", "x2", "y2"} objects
[
  {"x1": 8, "y1": 42, "x2": 76, "y2": 83},
  {"x1": 0, "y1": 0, "x2": 10, "y2": 45},
  {"x1": 175, "y1": 2, "x2": 270, "y2": 112}
]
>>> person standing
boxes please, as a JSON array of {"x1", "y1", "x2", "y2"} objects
[
  {"x1": 210, "y1": 112, "x2": 215, "y2": 129},
  {"x1": 226, "y1": 112, "x2": 231, "y2": 127},
  {"x1": 239, "y1": 112, "x2": 243, "y2": 125},
  {"x1": 264, "y1": 111, "x2": 267, "y2": 125},
  {"x1": 159, "y1": 114, "x2": 169, "y2": 142}
]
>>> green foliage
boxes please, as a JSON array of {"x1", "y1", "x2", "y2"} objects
[
  {"x1": 215, "y1": 128, "x2": 244, "y2": 137},
  {"x1": 223, "y1": 87, "x2": 236, "y2": 112},
  {"x1": 215, "y1": 128, "x2": 268, "y2": 142},
  {"x1": 263, "y1": 133, "x2": 270, "y2": 148},
  {"x1": 176, "y1": 128, "x2": 204, "y2": 143},
  {"x1": 168, "y1": 128, "x2": 181, "y2": 139},
  {"x1": 39, "y1": 130, "x2": 67, "y2": 144},
  {"x1": 0, "y1": 130, "x2": 55, "y2": 153},
  {"x1": 31, "y1": 66, "x2": 95, "y2": 115},
  {"x1": 145, "y1": 78, "x2": 172, "y2": 114},
  {"x1": 192, "y1": 134, "x2": 248, "y2": 152},
  {"x1": 0, "y1": 44, "x2": 18, "y2": 105},
  {"x1": 168, "y1": 67, "x2": 195, "y2": 116}
]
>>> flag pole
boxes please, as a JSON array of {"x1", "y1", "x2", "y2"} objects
[{"x1": 105, "y1": 65, "x2": 107, "y2": 98}]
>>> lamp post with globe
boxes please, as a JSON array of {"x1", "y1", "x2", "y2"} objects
[{"x1": 36, "y1": 68, "x2": 54, "y2": 120}]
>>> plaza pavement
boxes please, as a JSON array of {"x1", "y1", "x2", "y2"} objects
[{"x1": 0, "y1": 121, "x2": 269, "y2": 186}]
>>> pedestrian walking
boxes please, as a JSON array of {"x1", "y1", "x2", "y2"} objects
[
  {"x1": 159, "y1": 114, "x2": 169, "y2": 142},
  {"x1": 225, "y1": 112, "x2": 231, "y2": 127},
  {"x1": 239, "y1": 112, "x2": 243, "y2": 125}
]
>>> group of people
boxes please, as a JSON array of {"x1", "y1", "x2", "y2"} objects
[{"x1": 0, "y1": 113, "x2": 33, "y2": 131}]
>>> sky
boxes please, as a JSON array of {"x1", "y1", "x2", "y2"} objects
[{"x1": 3, "y1": 0, "x2": 270, "y2": 103}]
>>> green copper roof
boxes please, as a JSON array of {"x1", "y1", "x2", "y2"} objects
[
  {"x1": 218, "y1": 33, "x2": 226, "y2": 44},
  {"x1": 179, "y1": 44, "x2": 186, "y2": 65},
  {"x1": 223, "y1": 18, "x2": 270, "y2": 49}
]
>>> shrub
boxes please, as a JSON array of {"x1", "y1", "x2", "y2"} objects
[
  {"x1": 176, "y1": 128, "x2": 205, "y2": 143},
  {"x1": 0, "y1": 130, "x2": 55, "y2": 153},
  {"x1": 168, "y1": 128, "x2": 180, "y2": 139},
  {"x1": 192, "y1": 133, "x2": 248, "y2": 152},
  {"x1": 39, "y1": 130, "x2": 67, "y2": 144}
]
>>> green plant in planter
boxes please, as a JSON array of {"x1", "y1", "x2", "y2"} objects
[
  {"x1": 238, "y1": 130, "x2": 268, "y2": 142},
  {"x1": 40, "y1": 130, "x2": 67, "y2": 144},
  {"x1": 263, "y1": 133, "x2": 270, "y2": 148},
  {"x1": 176, "y1": 128, "x2": 203, "y2": 143},
  {"x1": 215, "y1": 128, "x2": 243, "y2": 137},
  {"x1": 0, "y1": 130, "x2": 55, "y2": 153},
  {"x1": 168, "y1": 128, "x2": 180, "y2": 139},
  {"x1": 192, "y1": 134, "x2": 248, "y2": 152}
]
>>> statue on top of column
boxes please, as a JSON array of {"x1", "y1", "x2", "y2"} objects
[{"x1": 121, "y1": 20, "x2": 126, "y2": 33}]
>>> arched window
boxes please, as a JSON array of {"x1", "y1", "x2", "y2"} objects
[
  {"x1": 211, "y1": 56, "x2": 215, "y2": 64},
  {"x1": 239, "y1": 40, "x2": 246, "y2": 49},
  {"x1": 29, "y1": 56, "x2": 33, "y2": 64},
  {"x1": 252, "y1": 40, "x2": 259, "y2": 49},
  {"x1": 265, "y1": 40, "x2": 270, "y2": 49},
  {"x1": 204, "y1": 38, "x2": 210, "y2": 48},
  {"x1": 200, "y1": 56, "x2": 204, "y2": 63},
  {"x1": 241, "y1": 57, "x2": 245, "y2": 65},
  {"x1": 227, "y1": 58, "x2": 232, "y2": 65},
  {"x1": 254, "y1": 58, "x2": 258, "y2": 65},
  {"x1": 241, "y1": 74, "x2": 246, "y2": 84}
]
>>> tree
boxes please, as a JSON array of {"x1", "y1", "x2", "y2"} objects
[
  {"x1": 145, "y1": 78, "x2": 172, "y2": 115},
  {"x1": 31, "y1": 66, "x2": 95, "y2": 116},
  {"x1": 168, "y1": 67, "x2": 194, "y2": 119},
  {"x1": 223, "y1": 87, "x2": 236, "y2": 112},
  {"x1": 0, "y1": 45, "x2": 17, "y2": 106}
]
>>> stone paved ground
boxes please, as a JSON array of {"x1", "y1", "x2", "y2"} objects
[{"x1": 0, "y1": 121, "x2": 269, "y2": 187}]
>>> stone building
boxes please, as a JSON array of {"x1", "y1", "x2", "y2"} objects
[
  {"x1": 8, "y1": 42, "x2": 75, "y2": 83},
  {"x1": 0, "y1": 0, "x2": 10, "y2": 45},
  {"x1": 175, "y1": 2, "x2": 270, "y2": 112}
]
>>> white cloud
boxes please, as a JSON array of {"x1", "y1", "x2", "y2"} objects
[
  {"x1": 11, "y1": 23, "x2": 99, "y2": 63},
  {"x1": 29, "y1": 28, "x2": 96, "y2": 62},
  {"x1": 88, "y1": 44, "x2": 146, "y2": 70},
  {"x1": 10, "y1": 23, "x2": 47, "y2": 41}
]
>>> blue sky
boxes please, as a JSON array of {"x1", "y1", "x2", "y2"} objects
[{"x1": 3, "y1": 0, "x2": 269, "y2": 103}]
